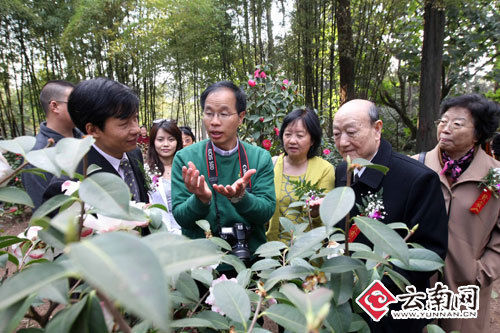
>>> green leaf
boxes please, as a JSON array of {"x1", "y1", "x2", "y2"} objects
[
  {"x1": 170, "y1": 318, "x2": 215, "y2": 329},
  {"x1": 147, "y1": 207, "x2": 163, "y2": 229},
  {"x1": 221, "y1": 254, "x2": 246, "y2": 273},
  {"x1": 144, "y1": 233, "x2": 223, "y2": 276},
  {"x1": 236, "y1": 268, "x2": 252, "y2": 288},
  {"x1": 213, "y1": 281, "x2": 251, "y2": 325},
  {"x1": 280, "y1": 284, "x2": 332, "y2": 321},
  {"x1": 37, "y1": 227, "x2": 66, "y2": 250},
  {"x1": 325, "y1": 301, "x2": 352, "y2": 333},
  {"x1": 196, "y1": 219, "x2": 211, "y2": 232},
  {"x1": 195, "y1": 310, "x2": 230, "y2": 330},
  {"x1": 353, "y1": 216, "x2": 409, "y2": 265},
  {"x1": 251, "y1": 258, "x2": 280, "y2": 271},
  {"x1": 67, "y1": 232, "x2": 170, "y2": 330},
  {"x1": 263, "y1": 304, "x2": 307, "y2": 333},
  {"x1": 31, "y1": 194, "x2": 78, "y2": 220},
  {"x1": 0, "y1": 294, "x2": 36, "y2": 333},
  {"x1": 390, "y1": 248, "x2": 444, "y2": 271},
  {"x1": 319, "y1": 187, "x2": 356, "y2": 228},
  {"x1": 175, "y1": 271, "x2": 199, "y2": 302},
  {"x1": 426, "y1": 324, "x2": 446, "y2": 333},
  {"x1": 0, "y1": 262, "x2": 70, "y2": 310},
  {"x1": 288, "y1": 201, "x2": 305, "y2": 208},
  {"x1": 78, "y1": 173, "x2": 130, "y2": 219},
  {"x1": 50, "y1": 202, "x2": 80, "y2": 243},
  {"x1": 25, "y1": 147, "x2": 61, "y2": 177},
  {"x1": 209, "y1": 237, "x2": 232, "y2": 251},
  {"x1": 0, "y1": 187, "x2": 33, "y2": 208},
  {"x1": 191, "y1": 268, "x2": 213, "y2": 286},
  {"x1": 321, "y1": 256, "x2": 365, "y2": 274},
  {"x1": 0, "y1": 136, "x2": 36, "y2": 156},
  {"x1": 87, "y1": 292, "x2": 111, "y2": 333},
  {"x1": 254, "y1": 241, "x2": 287, "y2": 258},
  {"x1": 0, "y1": 235, "x2": 26, "y2": 249},
  {"x1": 87, "y1": 164, "x2": 102, "y2": 175},
  {"x1": 348, "y1": 313, "x2": 369, "y2": 332},
  {"x1": 287, "y1": 227, "x2": 327, "y2": 261},
  {"x1": 264, "y1": 266, "x2": 314, "y2": 291},
  {"x1": 387, "y1": 222, "x2": 409, "y2": 231},
  {"x1": 384, "y1": 267, "x2": 411, "y2": 292},
  {"x1": 45, "y1": 295, "x2": 88, "y2": 333},
  {"x1": 352, "y1": 158, "x2": 389, "y2": 174},
  {"x1": 330, "y1": 271, "x2": 353, "y2": 305},
  {"x1": 352, "y1": 251, "x2": 389, "y2": 265},
  {"x1": 55, "y1": 136, "x2": 94, "y2": 178},
  {"x1": 0, "y1": 254, "x2": 6, "y2": 268}
]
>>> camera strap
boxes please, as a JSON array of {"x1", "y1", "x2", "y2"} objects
[
  {"x1": 205, "y1": 140, "x2": 252, "y2": 232},
  {"x1": 205, "y1": 140, "x2": 252, "y2": 192}
]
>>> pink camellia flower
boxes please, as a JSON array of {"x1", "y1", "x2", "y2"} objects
[
  {"x1": 281, "y1": 79, "x2": 289, "y2": 90},
  {"x1": 262, "y1": 139, "x2": 272, "y2": 151},
  {"x1": 205, "y1": 274, "x2": 238, "y2": 315},
  {"x1": 283, "y1": 79, "x2": 289, "y2": 85},
  {"x1": 248, "y1": 79, "x2": 256, "y2": 87},
  {"x1": 259, "y1": 117, "x2": 264, "y2": 122},
  {"x1": 254, "y1": 69, "x2": 261, "y2": 78},
  {"x1": 323, "y1": 148, "x2": 331, "y2": 155},
  {"x1": 274, "y1": 127, "x2": 280, "y2": 136},
  {"x1": 368, "y1": 210, "x2": 382, "y2": 219},
  {"x1": 260, "y1": 71, "x2": 267, "y2": 79},
  {"x1": 11, "y1": 226, "x2": 54, "y2": 264},
  {"x1": 496, "y1": 184, "x2": 500, "y2": 191}
]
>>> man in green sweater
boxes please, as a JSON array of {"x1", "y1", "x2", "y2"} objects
[{"x1": 172, "y1": 81, "x2": 275, "y2": 260}]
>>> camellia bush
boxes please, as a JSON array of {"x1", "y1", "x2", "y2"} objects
[
  {"x1": 242, "y1": 65, "x2": 305, "y2": 156},
  {"x1": 0, "y1": 136, "x2": 446, "y2": 333}
]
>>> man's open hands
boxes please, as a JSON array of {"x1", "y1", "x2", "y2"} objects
[
  {"x1": 182, "y1": 162, "x2": 212, "y2": 204},
  {"x1": 182, "y1": 161, "x2": 256, "y2": 203}
]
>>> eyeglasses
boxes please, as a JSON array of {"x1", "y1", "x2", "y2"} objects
[
  {"x1": 203, "y1": 111, "x2": 238, "y2": 120},
  {"x1": 54, "y1": 101, "x2": 68, "y2": 104},
  {"x1": 434, "y1": 118, "x2": 471, "y2": 131}
]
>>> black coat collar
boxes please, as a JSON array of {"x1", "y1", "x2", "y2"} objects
[{"x1": 337, "y1": 139, "x2": 392, "y2": 190}]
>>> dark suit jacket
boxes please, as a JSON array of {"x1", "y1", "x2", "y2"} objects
[
  {"x1": 335, "y1": 139, "x2": 448, "y2": 333},
  {"x1": 43, "y1": 146, "x2": 149, "y2": 234}
]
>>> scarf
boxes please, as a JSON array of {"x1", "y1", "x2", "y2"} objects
[{"x1": 440, "y1": 147, "x2": 475, "y2": 183}]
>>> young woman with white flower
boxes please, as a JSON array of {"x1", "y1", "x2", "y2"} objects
[{"x1": 147, "y1": 120, "x2": 184, "y2": 234}]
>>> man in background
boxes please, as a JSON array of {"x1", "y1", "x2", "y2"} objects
[{"x1": 22, "y1": 80, "x2": 81, "y2": 210}]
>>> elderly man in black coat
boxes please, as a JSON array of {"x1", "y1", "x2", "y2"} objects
[{"x1": 333, "y1": 99, "x2": 448, "y2": 333}]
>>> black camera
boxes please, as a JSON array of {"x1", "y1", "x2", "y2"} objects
[{"x1": 220, "y1": 223, "x2": 251, "y2": 263}]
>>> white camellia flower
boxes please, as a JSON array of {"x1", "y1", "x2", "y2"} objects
[
  {"x1": 205, "y1": 274, "x2": 239, "y2": 315},
  {"x1": 83, "y1": 213, "x2": 148, "y2": 234},
  {"x1": 11, "y1": 226, "x2": 54, "y2": 265},
  {"x1": 0, "y1": 152, "x2": 13, "y2": 187},
  {"x1": 61, "y1": 180, "x2": 81, "y2": 195}
]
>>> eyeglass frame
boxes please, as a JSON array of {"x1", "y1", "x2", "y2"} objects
[
  {"x1": 434, "y1": 118, "x2": 473, "y2": 131},
  {"x1": 202, "y1": 110, "x2": 239, "y2": 120}
]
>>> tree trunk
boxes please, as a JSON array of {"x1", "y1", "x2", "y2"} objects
[
  {"x1": 298, "y1": 0, "x2": 314, "y2": 107},
  {"x1": 265, "y1": 0, "x2": 274, "y2": 62},
  {"x1": 336, "y1": 0, "x2": 355, "y2": 104},
  {"x1": 417, "y1": 0, "x2": 445, "y2": 152}
]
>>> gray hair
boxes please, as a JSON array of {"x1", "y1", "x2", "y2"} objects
[{"x1": 368, "y1": 103, "x2": 379, "y2": 123}]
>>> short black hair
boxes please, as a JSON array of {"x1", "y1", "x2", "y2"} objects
[
  {"x1": 279, "y1": 108, "x2": 322, "y2": 159},
  {"x1": 200, "y1": 81, "x2": 246, "y2": 114},
  {"x1": 68, "y1": 78, "x2": 139, "y2": 133},
  {"x1": 440, "y1": 94, "x2": 500, "y2": 145},
  {"x1": 179, "y1": 126, "x2": 196, "y2": 142},
  {"x1": 39, "y1": 80, "x2": 75, "y2": 114}
]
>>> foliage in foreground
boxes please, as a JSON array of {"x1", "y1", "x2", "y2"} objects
[{"x1": 0, "y1": 136, "x2": 444, "y2": 332}]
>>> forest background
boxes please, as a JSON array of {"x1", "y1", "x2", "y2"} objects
[{"x1": 0, "y1": 0, "x2": 499, "y2": 153}]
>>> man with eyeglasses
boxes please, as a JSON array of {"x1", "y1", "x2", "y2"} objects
[
  {"x1": 22, "y1": 80, "x2": 83, "y2": 210},
  {"x1": 332, "y1": 99, "x2": 448, "y2": 333},
  {"x1": 172, "y1": 81, "x2": 275, "y2": 265}
]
